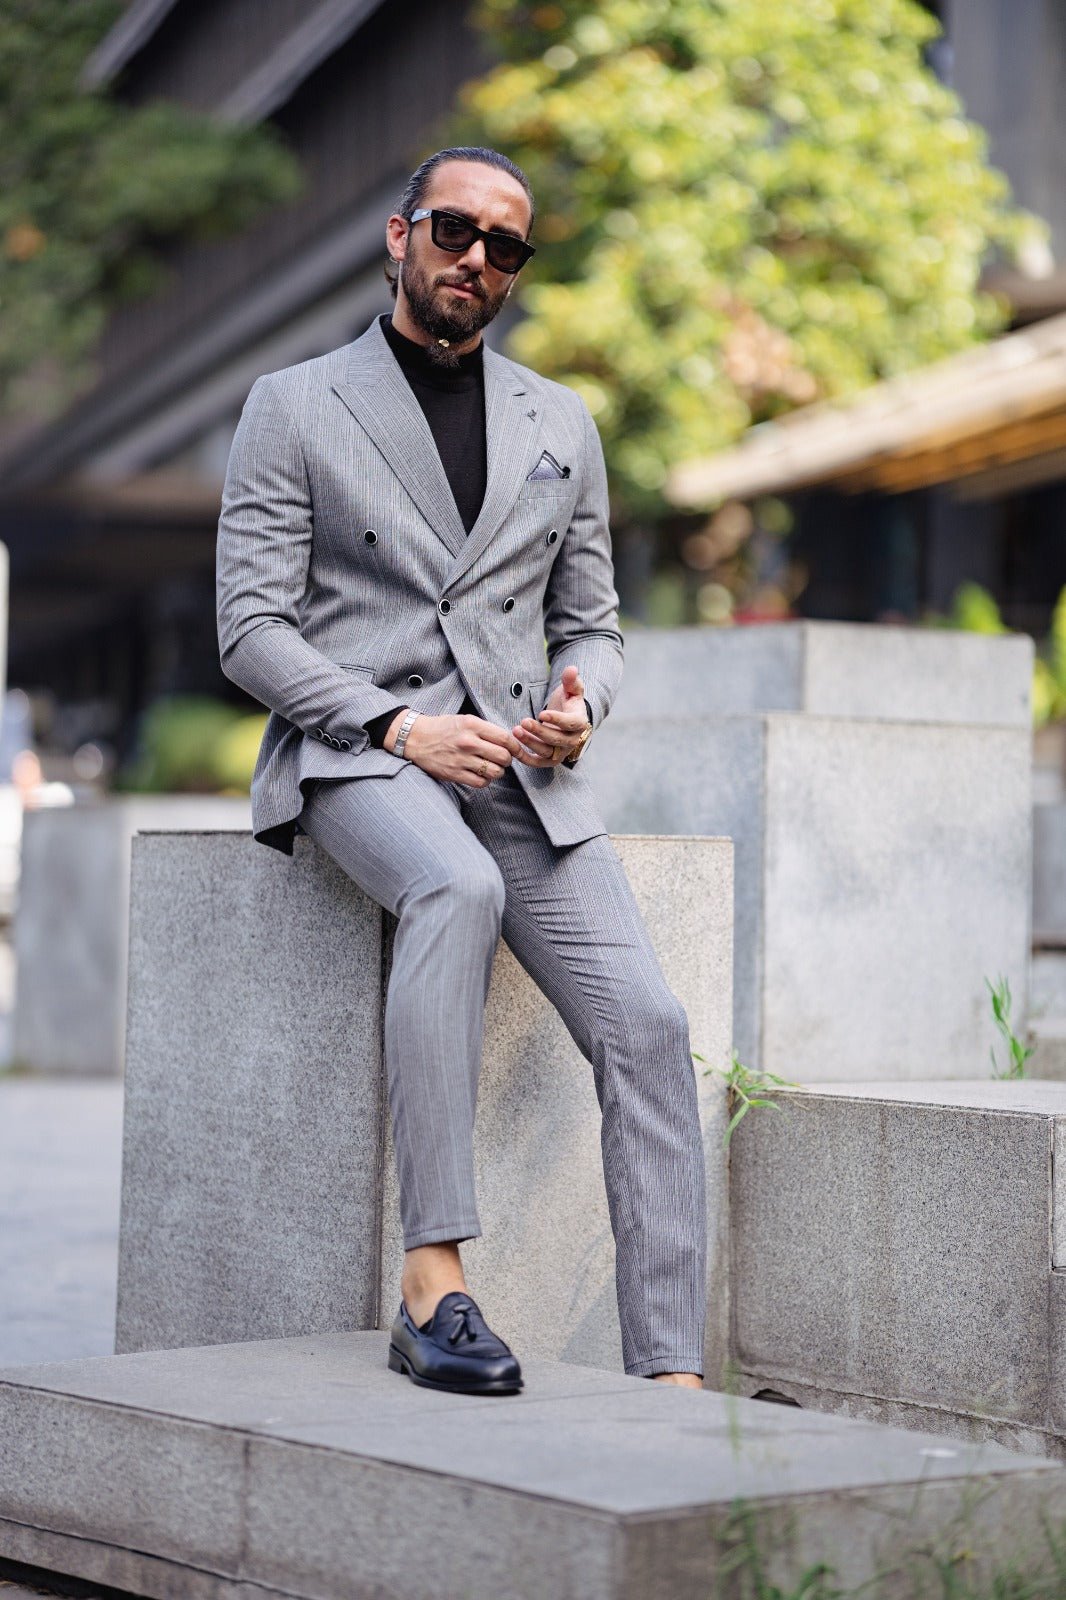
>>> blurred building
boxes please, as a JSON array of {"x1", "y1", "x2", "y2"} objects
[
  {"x1": 783, "y1": 0, "x2": 1066, "y2": 630},
  {"x1": 2, "y1": 0, "x2": 1066, "y2": 766},
  {"x1": 0, "y1": 0, "x2": 488, "y2": 766}
]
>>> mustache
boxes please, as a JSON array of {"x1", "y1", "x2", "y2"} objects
[{"x1": 436, "y1": 272, "x2": 487, "y2": 299}]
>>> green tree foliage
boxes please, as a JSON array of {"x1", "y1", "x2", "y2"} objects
[
  {"x1": 457, "y1": 0, "x2": 1048, "y2": 516},
  {"x1": 0, "y1": 0, "x2": 302, "y2": 421},
  {"x1": 115, "y1": 696, "x2": 266, "y2": 793}
]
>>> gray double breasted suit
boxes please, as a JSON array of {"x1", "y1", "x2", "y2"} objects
[{"x1": 216, "y1": 314, "x2": 707, "y2": 1377}]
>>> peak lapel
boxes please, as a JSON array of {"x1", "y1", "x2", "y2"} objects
[
  {"x1": 444, "y1": 348, "x2": 545, "y2": 591},
  {"x1": 330, "y1": 320, "x2": 467, "y2": 559}
]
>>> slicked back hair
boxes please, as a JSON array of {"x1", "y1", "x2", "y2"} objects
[{"x1": 385, "y1": 146, "x2": 535, "y2": 296}]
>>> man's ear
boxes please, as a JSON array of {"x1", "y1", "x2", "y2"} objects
[{"x1": 385, "y1": 213, "x2": 409, "y2": 263}]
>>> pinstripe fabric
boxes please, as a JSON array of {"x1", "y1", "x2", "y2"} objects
[
  {"x1": 216, "y1": 315, "x2": 623, "y2": 855},
  {"x1": 217, "y1": 314, "x2": 706, "y2": 1375},
  {"x1": 299, "y1": 763, "x2": 708, "y2": 1378}
]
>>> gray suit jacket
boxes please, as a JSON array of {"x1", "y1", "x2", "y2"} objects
[{"x1": 216, "y1": 315, "x2": 624, "y2": 855}]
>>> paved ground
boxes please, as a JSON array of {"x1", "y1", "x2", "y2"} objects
[
  {"x1": 0, "y1": 1077, "x2": 123, "y2": 1369},
  {"x1": 0, "y1": 1073, "x2": 125, "y2": 1594}
]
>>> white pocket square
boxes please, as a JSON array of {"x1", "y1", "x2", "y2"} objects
[{"x1": 526, "y1": 450, "x2": 571, "y2": 481}]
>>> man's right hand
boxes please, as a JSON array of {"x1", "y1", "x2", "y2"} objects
[{"x1": 384, "y1": 709, "x2": 522, "y2": 787}]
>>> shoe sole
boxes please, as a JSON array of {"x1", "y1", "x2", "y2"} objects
[{"x1": 387, "y1": 1342, "x2": 523, "y2": 1395}]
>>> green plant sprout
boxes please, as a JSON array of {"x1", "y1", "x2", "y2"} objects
[
  {"x1": 986, "y1": 975, "x2": 1034, "y2": 1080},
  {"x1": 693, "y1": 1049, "x2": 802, "y2": 1146}
]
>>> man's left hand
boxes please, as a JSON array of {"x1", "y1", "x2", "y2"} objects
[{"x1": 511, "y1": 664, "x2": 590, "y2": 767}]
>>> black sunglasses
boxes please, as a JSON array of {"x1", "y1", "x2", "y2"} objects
[{"x1": 408, "y1": 208, "x2": 535, "y2": 275}]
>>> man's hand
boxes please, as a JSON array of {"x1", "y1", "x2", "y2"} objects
[
  {"x1": 386, "y1": 709, "x2": 523, "y2": 787},
  {"x1": 512, "y1": 664, "x2": 591, "y2": 767}
]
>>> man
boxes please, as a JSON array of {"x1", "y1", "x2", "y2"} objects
[{"x1": 216, "y1": 146, "x2": 706, "y2": 1396}]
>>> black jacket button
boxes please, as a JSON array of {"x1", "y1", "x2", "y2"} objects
[
  {"x1": 364, "y1": 529, "x2": 378, "y2": 544},
  {"x1": 438, "y1": 598, "x2": 451, "y2": 614},
  {"x1": 340, "y1": 739, "x2": 352, "y2": 751},
  {"x1": 407, "y1": 673, "x2": 424, "y2": 688},
  {"x1": 510, "y1": 681, "x2": 523, "y2": 698},
  {"x1": 546, "y1": 528, "x2": 559, "y2": 545},
  {"x1": 502, "y1": 596, "x2": 515, "y2": 613}
]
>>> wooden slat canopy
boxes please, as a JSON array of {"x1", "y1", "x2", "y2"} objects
[{"x1": 666, "y1": 310, "x2": 1066, "y2": 507}]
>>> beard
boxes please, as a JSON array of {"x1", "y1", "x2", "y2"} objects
[{"x1": 399, "y1": 246, "x2": 510, "y2": 367}]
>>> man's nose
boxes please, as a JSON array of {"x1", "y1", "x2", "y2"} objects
[{"x1": 457, "y1": 238, "x2": 487, "y2": 273}]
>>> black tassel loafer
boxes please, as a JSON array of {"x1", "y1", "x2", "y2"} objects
[{"x1": 387, "y1": 1289, "x2": 524, "y2": 1395}]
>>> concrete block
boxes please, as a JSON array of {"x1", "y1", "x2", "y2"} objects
[
  {"x1": 731, "y1": 1081, "x2": 1066, "y2": 1454},
  {"x1": 3, "y1": 1332, "x2": 1065, "y2": 1600},
  {"x1": 117, "y1": 831, "x2": 733, "y2": 1383},
  {"x1": 587, "y1": 713, "x2": 1031, "y2": 1079},
  {"x1": 116, "y1": 833, "x2": 385, "y2": 1354},
  {"x1": 1034, "y1": 802, "x2": 1066, "y2": 947},
  {"x1": 608, "y1": 621, "x2": 1033, "y2": 727},
  {"x1": 13, "y1": 796, "x2": 250, "y2": 1076},
  {"x1": 379, "y1": 834, "x2": 734, "y2": 1384}
]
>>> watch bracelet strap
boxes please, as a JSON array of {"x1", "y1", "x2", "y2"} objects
[
  {"x1": 563, "y1": 720, "x2": 593, "y2": 767},
  {"x1": 392, "y1": 708, "x2": 420, "y2": 758}
]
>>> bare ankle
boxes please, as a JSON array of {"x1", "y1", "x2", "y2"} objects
[{"x1": 401, "y1": 1242, "x2": 467, "y2": 1324}]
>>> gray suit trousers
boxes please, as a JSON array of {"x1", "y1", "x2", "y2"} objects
[{"x1": 298, "y1": 764, "x2": 707, "y2": 1377}]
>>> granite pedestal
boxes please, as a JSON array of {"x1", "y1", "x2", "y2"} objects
[
  {"x1": 13, "y1": 797, "x2": 250, "y2": 1076},
  {"x1": 3, "y1": 1333, "x2": 1066, "y2": 1600},
  {"x1": 731, "y1": 1081, "x2": 1066, "y2": 1458},
  {"x1": 584, "y1": 624, "x2": 1032, "y2": 1080},
  {"x1": 116, "y1": 830, "x2": 733, "y2": 1383}
]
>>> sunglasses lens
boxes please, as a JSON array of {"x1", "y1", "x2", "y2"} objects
[
  {"x1": 486, "y1": 237, "x2": 527, "y2": 273},
  {"x1": 432, "y1": 214, "x2": 476, "y2": 252}
]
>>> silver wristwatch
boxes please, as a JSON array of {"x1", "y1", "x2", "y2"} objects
[{"x1": 392, "y1": 708, "x2": 420, "y2": 758}]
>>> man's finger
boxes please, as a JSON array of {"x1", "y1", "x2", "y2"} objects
[
  {"x1": 521, "y1": 716, "x2": 568, "y2": 748},
  {"x1": 471, "y1": 720, "x2": 523, "y2": 756},
  {"x1": 538, "y1": 710, "x2": 587, "y2": 732}
]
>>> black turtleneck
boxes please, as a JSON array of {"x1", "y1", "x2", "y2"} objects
[
  {"x1": 363, "y1": 314, "x2": 488, "y2": 747},
  {"x1": 380, "y1": 313, "x2": 487, "y2": 534}
]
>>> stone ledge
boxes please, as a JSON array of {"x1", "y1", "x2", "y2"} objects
[
  {"x1": 731, "y1": 1081, "x2": 1066, "y2": 1452},
  {"x1": 2, "y1": 1332, "x2": 1065, "y2": 1600},
  {"x1": 117, "y1": 830, "x2": 734, "y2": 1385},
  {"x1": 603, "y1": 623, "x2": 1033, "y2": 728}
]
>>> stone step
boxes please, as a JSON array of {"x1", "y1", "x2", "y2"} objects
[
  {"x1": 116, "y1": 831, "x2": 734, "y2": 1383},
  {"x1": 731, "y1": 1080, "x2": 1066, "y2": 1456},
  {"x1": 2, "y1": 1332, "x2": 1065, "y2": 1600}
]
